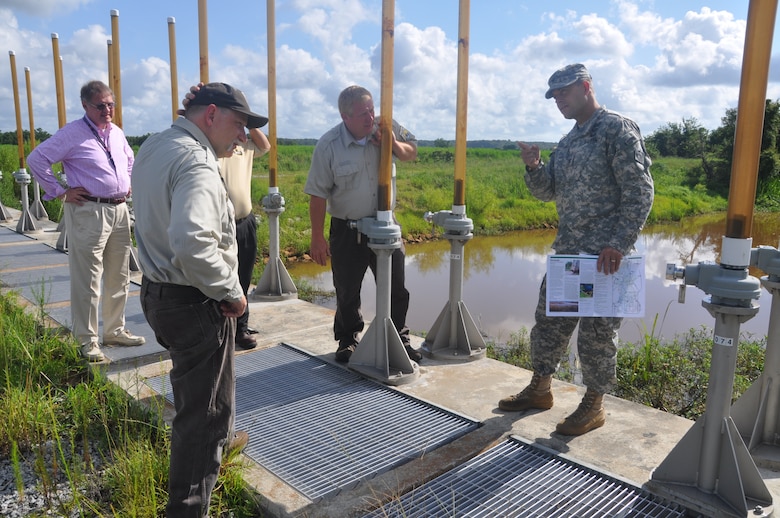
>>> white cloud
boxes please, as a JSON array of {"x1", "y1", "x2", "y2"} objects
[
  {"x1": 0, "y1": 0, "x2": 95, "y2": 17},
  {"x1": 0, "y1": 0, "x2": 774, "y2": 145}
]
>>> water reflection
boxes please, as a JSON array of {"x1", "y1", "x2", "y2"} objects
[{"x1": 286, "y1": 213, "x2": 780, "y2": 345}]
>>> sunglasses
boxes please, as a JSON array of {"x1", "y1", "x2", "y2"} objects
[{"x1": 87, "y1": 102, "x2": 116, "y2": 111}]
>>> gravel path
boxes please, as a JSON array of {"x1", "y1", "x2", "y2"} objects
[{"x1": 0, "y1": 441, "x2": 104, "y2": 517}]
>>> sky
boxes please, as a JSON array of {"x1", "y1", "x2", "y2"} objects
[{"x1": 1, "y1": 0, "x2": 779, "y2": 142}]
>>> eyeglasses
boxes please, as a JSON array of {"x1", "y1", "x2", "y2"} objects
[{"x1": 87, "y1": 102, "x2": 115, "y2": 111}]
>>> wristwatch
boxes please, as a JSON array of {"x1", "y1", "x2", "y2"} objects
[{"x1": 525, "y1": 160, "x2": 544, "y2": 173}]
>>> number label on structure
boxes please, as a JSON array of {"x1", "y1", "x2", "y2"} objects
[{"x1": 714, "y1": 335, "x2": 734, "y2": 347}]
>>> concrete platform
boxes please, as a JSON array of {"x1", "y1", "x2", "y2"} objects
[{"x1": 2, "y1": 206, "x2": 780, "y2": 517}]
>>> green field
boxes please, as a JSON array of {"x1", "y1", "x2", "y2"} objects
[{"x1": 1, "y1": 143, "x2": 729, "y2": 265}]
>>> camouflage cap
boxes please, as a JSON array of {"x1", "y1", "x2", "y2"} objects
[{"x1": 544, "y1": 63, "x2": 592, "y2": 99}]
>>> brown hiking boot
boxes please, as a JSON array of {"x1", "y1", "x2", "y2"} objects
[
  {"x1": 225, "y1": 430, "x2": 249, "y2": 456},
  {"x1": 498, "y1": 372, "x2": 553, "y2": 412},
  {"x1": 555, "y1": 388, "x2": 606, "y2": 436}
]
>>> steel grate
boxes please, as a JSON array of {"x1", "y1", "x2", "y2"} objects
[
  {"x1": 144, "y1": 342, "x2": 479, "y2": 502},
  {"x1": 363, "y1": 436, "x2": 688, "y2": 517}
]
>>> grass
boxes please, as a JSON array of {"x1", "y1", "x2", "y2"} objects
[
  {"x1": 487, "y1": 322, "x2": 766, "y2": 421},
  {"x1": 0, "y1": 289, "x2": 262, "y2": 517}
]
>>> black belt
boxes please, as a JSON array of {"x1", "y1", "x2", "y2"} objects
[
  {"x1": 83, "y1": 195, "x2": 126, "y2": 205},
  {"x1": 141, "y1": 278, "x2": 207, "y2": 300}
]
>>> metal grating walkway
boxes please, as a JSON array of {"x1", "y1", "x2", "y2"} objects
[
  {"x1": 144, "y1": 342, "x2": 479, "y2": 502},
  {"x1": 364, "y1": 436, "x2": 688, "y2": 517}
]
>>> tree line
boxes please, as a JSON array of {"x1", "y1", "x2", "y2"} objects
[
  {"x1": 0, "y1": 128, "x2": 151, "y2": 148},
  {"x1": 645, "y1": 99, "x2": 780, "y2": 206},
  {"x1": 3, "y1": 99, "x2": 780, "y2": 207}
]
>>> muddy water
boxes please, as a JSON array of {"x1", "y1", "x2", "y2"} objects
[{"x1": 285, "y1": 213, "x2": 780, "y2": 345}]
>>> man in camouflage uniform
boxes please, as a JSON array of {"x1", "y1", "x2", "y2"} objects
[{"x1": 499, "y1": 63, "x2": 654, "y2": 436}]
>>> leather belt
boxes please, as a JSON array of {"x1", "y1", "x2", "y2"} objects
[{"x1": 83, "y1": 195, "x2": 126, "y2": 205}]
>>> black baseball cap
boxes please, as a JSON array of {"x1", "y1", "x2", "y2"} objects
[{"x1": 188, "y1": 82, "x2": 268, "y2": 129}]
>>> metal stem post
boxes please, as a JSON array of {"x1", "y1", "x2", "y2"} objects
[
  {"x1": 0, "y1": 171, "x2": 12, "y2": 221},
  {"x1": 731, "y1": 245, "x2": 780, "y2": 468},
  {"x1": 253, "y1": 188, "x2": 297, "y2": 300},
  {"x1": 421, "y1": 207, "x2": 485, "y2": 360},
  {"x1": 349, "y1": 213, "x2": 419, "y2": 386}
]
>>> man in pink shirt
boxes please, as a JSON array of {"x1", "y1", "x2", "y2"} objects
[{"x1": 27, "y1": 80, "x2": 145, "y2": 362}]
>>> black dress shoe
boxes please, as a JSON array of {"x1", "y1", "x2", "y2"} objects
[
  {"x1": 236, "y1": 331, "x2": 257, "y2": 350},
  {"x1": 335, "y1": 342, "x2": 357, "y2": 363}
]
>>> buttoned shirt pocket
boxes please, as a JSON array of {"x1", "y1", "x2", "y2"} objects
[{"x1": 334, "y1": 162, "x2": 362, "y2": 191}]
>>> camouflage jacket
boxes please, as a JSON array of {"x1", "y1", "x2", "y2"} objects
[{"x1": 525, "y1": 107, "x2": 654, "y2": 255}]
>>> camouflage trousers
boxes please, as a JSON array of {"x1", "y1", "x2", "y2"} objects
[{"x1": 530, "y1": 276, "x2": 621, "y2": 394}]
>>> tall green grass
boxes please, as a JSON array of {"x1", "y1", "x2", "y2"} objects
[
  {"x1": 0, "y1": 290, "x2": 261, "y2": 517},
  {"x1": 488, "y1": 322, "x2": 766, "y2": 421}
]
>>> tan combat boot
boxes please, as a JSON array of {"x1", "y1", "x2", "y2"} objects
[
  {"x1": 498, "y1": 372, "x2": 553, "y2": 411},
  {"x1": 555, "y1": 388, "x2": 606, "y2": 436}
]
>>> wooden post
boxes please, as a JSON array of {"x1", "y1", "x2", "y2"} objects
[
  {"x1": 107, "y1": 39, "x2": 114, "y2": 93},
  {"x1": 110, "y1": 10, "x2": 123, "y2": 128},
  {"x1": 267, "y1": 0, "x2": 278, "y2": 187},
  {"x1": 725, "y1": 0, "x2": 776, "y2": 239},
  {"x1": 25, "y1": 67, "x2": 36, "y2": 150},
  {"x1": 378, "y1": 0, "x2": 395, "y2": 212},
  {"x1": 198, "y1": 0, "x2": 209, "y2": 83},
  {"x1": 9, "y1": 52, "x2": 25, "y2": 169},
  {"x1": 453, "y1": 0, "x2": 470, "y2": 207},
  {"x1": 51, "y1": 34, "x2": 66, "y2": 128},
  {"x1": 168, "y1": 17, "x2": 179, "y2": 121}
]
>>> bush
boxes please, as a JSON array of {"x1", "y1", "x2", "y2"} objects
[{"x1": 487, "y1": 323, "x2": 766, "y2": 422}]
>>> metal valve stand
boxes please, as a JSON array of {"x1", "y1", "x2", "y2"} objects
[
  {"x1": 731, "y1": 244, "x2": 780, "y2": 470},
  {"x1": 0, "y1": 171, "x2": 13, "y2": 222},
  {"x1": 650, "y1": 237, "x2": 772, "y2": 517},
  {"x1": 347, "y1": 211, "x2": 419, "y2": 386},
  {"x1": 420, "y1": 206, "x2": 485, "y2": 361},
  {"x1": 12, "y1": 169, "x2": 39, "y2": 234},
  {"x1": 29, "y1": 179, "x2": 48, "y2": 220},
  {"x1": 252, "y1": 187, "x2": 297, "y2": 301}
]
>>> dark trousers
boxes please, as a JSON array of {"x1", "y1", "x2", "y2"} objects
[
  {"x1": 329, "y1": 217, "x2": 410, "y2": 346},
  {"x1": 140, "y1": 278, "x2": 236, "y2": 518},
  {"x1": 235, "y1": 215, "x2": 257, "y2": 334}
]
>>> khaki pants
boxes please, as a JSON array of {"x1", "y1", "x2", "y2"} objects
[{"x1": 64, "y1": 200, "x2": 131, "y2": 344}]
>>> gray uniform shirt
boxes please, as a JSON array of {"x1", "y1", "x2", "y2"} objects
[
  {"x1": 131, "y1": 117, "x2": 243, "y2": 302},
  {"x1": 525, "y1": 107, "x2": 654, "y2": 255},
  {"x1": 304, "y1": 120, "x2": 416, "y2": 220}
]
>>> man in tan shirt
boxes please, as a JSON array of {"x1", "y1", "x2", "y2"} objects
[{"x1": 219, "y1": 128, "x2": 271, "y2": 349}]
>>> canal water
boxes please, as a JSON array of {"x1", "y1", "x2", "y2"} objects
[{"x1": 285, "y1": 213, "x2": 780, "y2": 346}]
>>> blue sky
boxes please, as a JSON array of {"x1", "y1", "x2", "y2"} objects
[{"x1": 1, "y1": 0, "x2": 777, "y2": 141}]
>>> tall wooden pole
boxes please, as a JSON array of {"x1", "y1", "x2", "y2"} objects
[
  {"x1": 378, "y1": 0, "x2": 394, "y2": 212},
  {"x1": 198, "y1": 0, "x2": 209, "y2": 82},
  {"x1": 9, "y1": 52, "x2": 25, "y2": 169},
  {"x1": 110, "y1": 10, "x2": 123, "y2": 128},
  {"x1": 51, "y1": 34, "x2": 66, "y2": 128},
  {"x1": 24, "y1": 67, "x2": 36, "y2": 150},
  {"x1": 168, "y1": 17, "x2": 179, "y2": 121},
  {"x1": 25, "y1": 66, "x2": 48, "y2": 220},
  {"x1": 107, "y1": 39, "x2": 115, "y2": 93},
  {"x1": 266, "y1": 0, "x2": 278, "y2": 187},
  {"x1": 253, "y1": 0, "x2": 298, "y2": 301},
  {"x1": 725, "y1": 0, "x2": 775, "y2": 239},
  {"x1": 453, "y1": 0, "x2": 469, "y2": 207}
]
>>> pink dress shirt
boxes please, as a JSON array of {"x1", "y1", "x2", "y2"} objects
[{"x1": 27, "y1": 116, "x2": 134, "y2": 200}]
